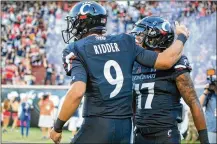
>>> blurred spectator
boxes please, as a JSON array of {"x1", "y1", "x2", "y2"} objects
[
  {"x1": 19, "y1": 94, "x2": 33, "y2": 138},
  {"x1": 2, "y1": 99, "x2": 11, "y2": 133},
  {"x1": 44, "y1": 62, "x2": 54, "y2": 85},
  {"x1": 6, "y1": 91, "x2": 20, "y2": 131},
  {"x1": 194, "y1": 68, "x2": 207, "y2": 85},
  {"x1": 68, "y1": 110, "x2": 79, "y2": 137},
  {"x1": 1, "y1": 1, "x2": 49, "y2": 85},
  {"x1": 38, "y1": 93, "x2": 54, "y2": 139},
  {"x1": 56, "y1": 72, "x2": 64, "y2": 85},
  {"x1": 11, "y1": 96, "x2": 21, "y2": 131},
  {"x1": 29, "y1": 44, "x2": 44, "y2": 67},
  {"x1": 1, "y1": 103, "x2": 3, "y2": 126},
  {"x1": 3, "y1": 60, "x2": 19, "y2": 84},
  {"x1": 200, "y1": 83, "x2": 217, "y2": 143},
  {"x1": 23, "y1": 70, "x2": 36, "y2": 85},
  {"x1": 49, "y1": 95, "x2": 60, "y2": 123},
  {"x1": 1, "y1": 1, "x2": 216, "y2": 85}
]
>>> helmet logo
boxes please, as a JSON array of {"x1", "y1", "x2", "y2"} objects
[
  {"x1": 162, "y1": 21, "x2": 170, "y2": 31},
  {"x1": 153, "y1": 21, "x2": 157, "y2": 26},
  {"x1": 80, "y1": 2, "x2": 92, "y2": 15}
]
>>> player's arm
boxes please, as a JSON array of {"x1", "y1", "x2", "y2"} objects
[
  {"x1": 53, "y1": 46, "x2": 87, "y2": 133},
  {"x1": 154, "y1": 38, "x2": 184, "y2": 69},
  {"x1": 135, "y1": 38, "x2": 185, "y2": 70},
  {"x1": 176, "y1": 73, "x2": 209, "y2": 144},
  {"x1": 55, "y1": 81, "x2": 86, "y2": 129}
]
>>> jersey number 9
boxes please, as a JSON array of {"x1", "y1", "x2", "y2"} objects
[{"x1": 104, "y1": 60, "x2": 124, "y2": 98}]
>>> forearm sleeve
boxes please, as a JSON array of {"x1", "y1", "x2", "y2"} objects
[{"x1": 136, "y1": 48, "x2": 158, "y2": 68}]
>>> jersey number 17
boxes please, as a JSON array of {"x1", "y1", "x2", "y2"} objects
[{"x1": 134, "y1": 82, "x2": 155, "y2": 109}]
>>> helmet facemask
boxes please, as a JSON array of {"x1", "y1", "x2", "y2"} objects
[
  {"x1": 144, "y1": 26, "x2": 174, "y2": 49},
  {"x1": 131, "y1": 26, "x2": 147, "y2": 45},
  {"x1": 62, "y1": 15, "x2": 107, "y2": 44},
  {"x1": 62, "y1": 16, "x2": 84, "y2": 44}
]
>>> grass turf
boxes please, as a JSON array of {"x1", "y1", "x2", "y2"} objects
[
  {"x1": 2, "y1": 127, "x2": 200, "y2": 143},
  {"x1": 2, "y1": 127, "x2": 73, "y2": 143}
]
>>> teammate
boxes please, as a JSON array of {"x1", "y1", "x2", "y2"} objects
[
  {"x1": 50, "y1": 2, "x2": 189, "y2": 144},
  {"x1": 131, "y1": 16, "x2": 209, "y2": 144}
]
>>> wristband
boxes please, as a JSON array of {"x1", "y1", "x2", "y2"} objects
[
  {"x1": 54, "y1": 118, "x2": 66, "y2": 133},
  {"x1": 177, "y1": 34, "x2": 187, "y2": 45},
  {"x1": 198, "y1": 129, "x2": 209, "y2": 144}
]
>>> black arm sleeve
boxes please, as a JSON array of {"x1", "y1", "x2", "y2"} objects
[
  {"x1": 135, "y1": 46, "x2": 158, "y2": 68},
  {"x1": 130, "y1": 34, "x2": 158, "y2": 68},
  {"x1": 70, "y1": 58, "x2": 87, "y2": 84}
]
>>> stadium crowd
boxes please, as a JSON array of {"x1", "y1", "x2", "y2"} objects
[
  {"x1": 1, "y1": 1, "x2": 216, "y2": 86},
  {"x1": 1, "y1": 1, "x2": 69, "y2": 85}
]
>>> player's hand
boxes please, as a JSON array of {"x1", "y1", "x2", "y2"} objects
[
  {"x1": 175, "y1": 21, "x2": 190, "y2": 38},
  {"x1": 50, "y1": 128, "x2": 62, "y2": 144}
]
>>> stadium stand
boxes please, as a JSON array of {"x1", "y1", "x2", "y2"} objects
[{"x1": 1, "y1": 1, "x2": 216, "y2": 85}]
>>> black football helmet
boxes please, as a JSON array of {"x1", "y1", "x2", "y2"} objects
[
  {"x1": 62, "y1": 1, "x2": 107, "y2": 43},
  {"x1": 130, "y1": 16, "x2": 175, "y2": 49}
]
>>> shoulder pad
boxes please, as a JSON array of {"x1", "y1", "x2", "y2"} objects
[
  {"x1": 174, "y1": 55, "x2": 192, "y2": 72},
  {"x1": 62, "y1": 43, "x2": 77, "y2": 76}
]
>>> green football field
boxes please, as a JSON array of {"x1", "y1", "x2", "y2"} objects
[
  {"x1": 2, "y1": 127, "x2": 73, "y2": 143},
  {"x1": 2, "y1": 127, "x2": 200, "y2": 143}
]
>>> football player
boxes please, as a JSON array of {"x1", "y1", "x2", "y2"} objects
[
  {"x1": 131, "y1": 16, "x2": 209, "y2": 144},
  {"x1": 50, "y1": 2, "x2": 189, "y2": 144}
]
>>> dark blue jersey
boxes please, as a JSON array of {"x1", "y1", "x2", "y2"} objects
[
  {"x1": 62, "y1": 33, "x2": 158, "y2": 119},
  {"x1": 132, "y1": 55, "x2": 192, "y2": 128}
]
